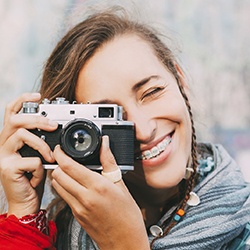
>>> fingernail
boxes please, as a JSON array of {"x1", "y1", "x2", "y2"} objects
[
  {"x1": 49, "y1": 120, "x2": 58, "y2": 127},
  {"x1": 54, "y1": 144, "x2": 60, "y2": 150},
  {"x1": 102, "y1": 135, "x2": 110, "y2": 148}
]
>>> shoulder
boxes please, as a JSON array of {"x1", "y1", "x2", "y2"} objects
[
  {"x1": 194, "y1": 142, "x2": 250, "y2": 205},
  {"x1": 196, "y1": 142, "x2": 239, "y2": 184}
]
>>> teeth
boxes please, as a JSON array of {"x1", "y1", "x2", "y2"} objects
[
  {"x1": 143, "y1": 150, "x2": 152, "y2": 160},
  {"x1": 158, "y1": 141, "x2": 165, "y2": 152},
  {"x1": 140, "y1": 136, "x2": 172, "y2": 160},
  {"x1": 164, "y1": 137, "x2": 172, "y2": 146},
  {"x1": 151, "y1": 146, "x2": 160, "y2": 157}
]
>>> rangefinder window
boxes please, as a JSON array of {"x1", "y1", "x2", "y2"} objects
[{"x1": 98, "y1": 107, "x2": 114, "y2": 118}]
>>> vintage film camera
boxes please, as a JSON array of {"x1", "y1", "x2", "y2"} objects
[{"x1": 19, "y1": 98, "x2": 134, "y2": 171}]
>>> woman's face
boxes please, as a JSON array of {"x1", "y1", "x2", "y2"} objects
[{"x1": 76, "y1": 35, "x2": 192, "y2": 189}]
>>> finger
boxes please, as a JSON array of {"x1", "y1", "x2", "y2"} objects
[
  {"x1": 0, "y1": 114, "x2": 58, "y2": 146},
  {"x1": 28, "y1": 159, "x2": 46, "y2": 188},
  {"x1": 3, "y1": 114, "x2": 58, "y2": 144},
  {"x1": 3, "y1": 128, "x2": 55, "y2": 163},
  {"x1": 9, "y1": 114, "x2": 58, "y2": 130},
  {"x1": 51, "y1": 178, "x2": 85, "y2": 217},
  {"x1": 22, "y1": 158, "x2": 45, "y2": 189},
  {"x1": 52, "y1": 166, "x2": 87, "y2": 199},
  {"x1": 0, "y1": 156, "x2": 44, "y2": 188},
  {"x1": 53, "y1": 145, "x2": 99, "y2": 187},
  {"x1": 1, "y1": 155, "x2": 42, "y2": 177},
  {"x1": 100, "y1": 136, "x2": 124, "y2": 186},
  {"x1": 100, "y1": 135, "x2": 118, "y2": 172},
  {"x1": 4, "y1": 93, "x2": 41, "y2": 123}
]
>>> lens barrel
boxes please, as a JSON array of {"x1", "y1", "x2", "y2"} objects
[{"x1": 61, "y1": 119, "x2": 101, "y2": 160}]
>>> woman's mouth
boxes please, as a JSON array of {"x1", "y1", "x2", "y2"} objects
[{"x1": 136, "y1": 133, "x2": 173, "y2": 161}]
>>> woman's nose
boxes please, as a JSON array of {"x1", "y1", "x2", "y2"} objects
[{"x1": 126, "y1": 110, "x2": 156, "y2": 144}]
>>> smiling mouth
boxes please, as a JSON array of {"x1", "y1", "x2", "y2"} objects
[{"x1": 136, "y1": 134, "x2": 173, "y2": 160}]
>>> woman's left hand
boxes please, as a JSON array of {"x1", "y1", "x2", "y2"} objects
[{"x1": 52, "y1": 136, "x2": 150, "y2": 250}]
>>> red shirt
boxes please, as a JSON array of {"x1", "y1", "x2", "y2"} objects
[{"x1": 0, "y1": 214, "x2": 57, "y2": 250}]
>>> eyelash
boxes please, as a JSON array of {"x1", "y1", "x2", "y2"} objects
[{"x1": 141, "y1": 86, "x2": 165, "y2": 101}]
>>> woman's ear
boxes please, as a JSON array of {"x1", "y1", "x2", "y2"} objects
[{"x1": 174, "y1": 63, "x2": 190, "y2": 96}]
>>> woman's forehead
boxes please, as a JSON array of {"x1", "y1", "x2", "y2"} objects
[
  {"x1": 78, "y1": 34, "x2": 162, "y2": 82},
  {"x1": 75, "y1": 35, "x2": 167, "y2": 102}
]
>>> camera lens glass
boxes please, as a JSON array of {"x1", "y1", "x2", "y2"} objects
[
  {"x1": 72, "y1": 129, "x2": 92, "y2": 151},
  {"x1": 61, "y1": 119, "x2": 101, "y2": 160}
]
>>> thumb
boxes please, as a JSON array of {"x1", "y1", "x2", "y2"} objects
[
  {"x1": 100, "y1": 135, "x2": 117, "y2": 172},
  {"x1": 100, "y1": 136, "x2": 126, "y2": 187}
]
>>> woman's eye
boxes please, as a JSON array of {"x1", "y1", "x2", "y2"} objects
[{"x1": 141, "y1": 86, "x2": 165, "y2": 101}]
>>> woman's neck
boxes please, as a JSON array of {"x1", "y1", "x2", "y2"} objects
[{"x1": 124, "y1": 180, "x2": 180, "y2": 227}]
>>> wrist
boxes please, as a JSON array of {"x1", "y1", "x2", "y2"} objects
[{"x1": 7, "y1": 201, "x2": 40, "y2": 218}]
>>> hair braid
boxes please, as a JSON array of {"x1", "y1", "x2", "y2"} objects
[{"x1": 150, "y1": 73, "x2": 198, "y2": 248}]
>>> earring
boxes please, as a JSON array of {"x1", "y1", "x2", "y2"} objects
[{"x1": 184, "y1": 157, "x2": 194, "y2": 179}]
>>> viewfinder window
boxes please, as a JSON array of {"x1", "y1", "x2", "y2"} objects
[{"x1": 99, "y1": 107, "x2": 114, "y2": 118}]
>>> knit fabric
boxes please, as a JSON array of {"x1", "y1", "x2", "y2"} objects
[
  {"x1": 150, "y1": 143, "x2": 250, "y2": 250},
  {"x1": 60, "y1": 143, "x2": 250, "y2": 250}
]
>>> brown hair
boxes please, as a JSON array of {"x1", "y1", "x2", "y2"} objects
[{"x1": 41, "y1": 6, "x2": 198, "y2": 246}]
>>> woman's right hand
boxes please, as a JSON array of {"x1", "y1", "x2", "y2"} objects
[{"x1": 0, "y1": 93, "x2": 58, "y2": 218}]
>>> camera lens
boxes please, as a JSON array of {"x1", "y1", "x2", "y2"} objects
[
  {"x1": 61, "y1": 119, "x2": 101, "y2": 160},
  {"x1": 71, "y1": 129, "x2": 92, "y2": 151},
  {"x1": 72, "y1": 129, "x2": 92, "y2": 151}
]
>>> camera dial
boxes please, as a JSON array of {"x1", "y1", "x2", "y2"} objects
[{"x1": 22, "y1": 102, "x2": 39, "y2": 113}]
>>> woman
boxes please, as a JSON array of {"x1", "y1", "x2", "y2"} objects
[{"x1": 0, "y1": 7, "x2": 250, "y2": 250}]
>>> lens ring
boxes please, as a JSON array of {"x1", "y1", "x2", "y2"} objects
[{"x1": 60, "y1": 119, "x2": 101, "y2": 160}]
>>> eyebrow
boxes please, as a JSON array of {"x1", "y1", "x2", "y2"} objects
[
  {"x1": 92, "y1": 75, "x2": 160, "y2": 104},
  {"x1": 132, "y1": 75, "x2": 159, "y2": 92},
  {"x1": 92, "y1": 99, "x2": 114, "y2": 104}
]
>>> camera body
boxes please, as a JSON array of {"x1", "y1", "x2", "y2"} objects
[{"x1": 19, "y1": 98, "x2": 134, "y2": 171}]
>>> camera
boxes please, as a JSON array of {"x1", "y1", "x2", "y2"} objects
[{"x1": 19, "y1": 97, "x2": 134, "y2": 171}]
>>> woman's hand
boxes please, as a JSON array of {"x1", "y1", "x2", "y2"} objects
[
  {"x1": 0, "y1": 93, "x2": 58, "y2": 217},
  {"x1": 52, "y1": 136, "x2": 150, "y2": 250}
]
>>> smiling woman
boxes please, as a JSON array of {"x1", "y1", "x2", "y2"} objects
[
  {"x1": 76, "y1": 34, "x2": 192, "y2": 190},
  {"x1": 0, "y1": 6, "x2": 250, "y2": 250}
]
